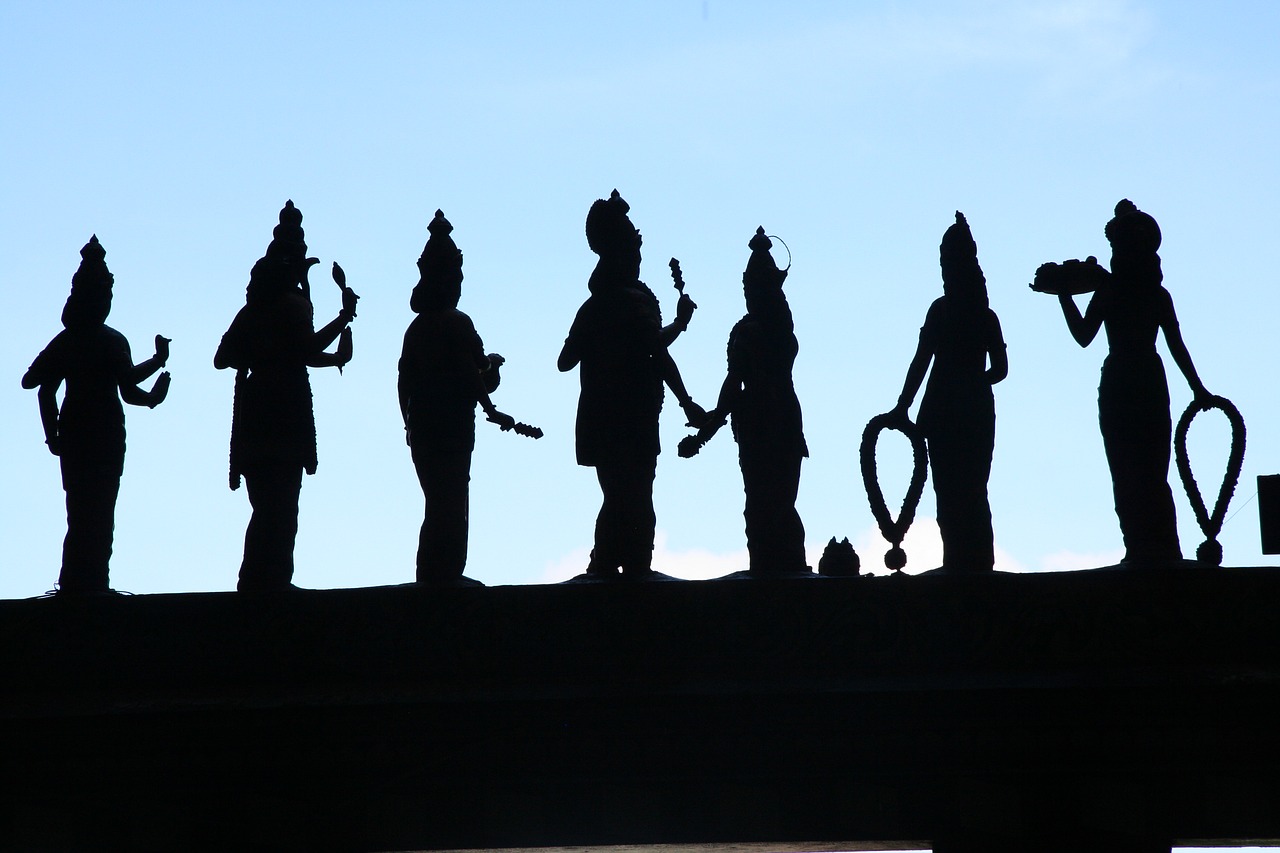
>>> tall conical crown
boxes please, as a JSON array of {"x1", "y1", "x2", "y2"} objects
[
  {"x1": 744, "y1": 226, "x2": 786, "y2": 290},
  {"x1": 939, "y1": 211, "x2": 977, "y2": 268},
  {"x1": 410, "y1": 209, "x2": 464, "y2": 313},
  {"x1": 62, "y1": 234, "x2": 114, "y2": 328},
  {"x1": 265, "y1": 199, "x2": 308, "y2": 262}
]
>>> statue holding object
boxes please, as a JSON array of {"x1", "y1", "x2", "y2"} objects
[
  {"x1": 1033, "y1": 199, "x2": 1210, "y2": 565},
  {"x1": 892, "y1": 212, "x2": 1007, "y2": 572},
  {"x1": 214, "y1": 201, "x2": 358, "y2": 592},
  {"x1": 558, "y1": 190, "x2": 706, "y2": 580},
  {"x1": 398, "y1": 210, "x2": 540, "y2": 586},
  {"x1": 22, "y1": 236, "x2": 171, "y2": 595},
  {"x1": 679, "y1": 227, "x2": 810, "y2": 576}
]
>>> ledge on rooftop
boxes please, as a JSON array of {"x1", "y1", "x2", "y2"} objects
[{"x1": 3, "y1": 564, "x2": 1279, "y2": 852}]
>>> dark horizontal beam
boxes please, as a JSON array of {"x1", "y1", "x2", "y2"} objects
[{"x1": 4, "y1": 566, "x2": 1280, "y2": 851}]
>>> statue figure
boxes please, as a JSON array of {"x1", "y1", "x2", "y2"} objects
[
  {"x1": 399, "y1": 210, "x2": 538, "y2": 586},
  {"x1": 679, "y1": 228, "x2": 809, "y2": 575},
  {"x1": 1034, "y1": 199, "x2": 1210, "y2": 564},
  {"x1": 214, "y1": 201, "x2": 358, "y2": 592},
  {"x1": 892, "y1": 212, "x2": 1007, "y2": 572},
  {"x1": 558, "y1": 190, "x2": 705, "y2": 579},
  {"x1": 22, "y1": 236, "x2": 171, "y2": 595}
]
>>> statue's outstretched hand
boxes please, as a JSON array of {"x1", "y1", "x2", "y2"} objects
[
  {"x1": 154, "y1": 335, "x2": 171, "y2": 365},
  {"x1": 333, "y1": 263, "x2": 360, "y2": 320},
  {"x1": 681, "y1": 399, "x2": 708, "y2": 428},
  {"x1": 150, "y1": 371, "x2": 171, "y2": 408},
  {"x1": 486, "y1": 409, "x2": 516, "y2": 431}
]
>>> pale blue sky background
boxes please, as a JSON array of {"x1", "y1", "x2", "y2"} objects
[{"x1": 2, "y1": 1, "x2": 1278, "y2": 598}]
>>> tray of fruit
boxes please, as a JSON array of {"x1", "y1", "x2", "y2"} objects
[{"x1": 1030, "y1": 256, "x2": 1111, "y2": 295}]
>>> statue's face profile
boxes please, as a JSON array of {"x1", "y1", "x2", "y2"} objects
[{"x1": 623, "y1": 228, "x2": 642, "y2": 278}]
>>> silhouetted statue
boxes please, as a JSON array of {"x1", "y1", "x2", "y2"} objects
[
  {"x1": 214, "y1": 201, "x2": 358, "y2": 592},
  {"x1": 558, "y1": 190, "x2": 705, "y2": 579},
  {"x1": 22, "y1": 236, "x2": 171, "y2": 595},
  {"x1": 892, "y1": 212, "x2": 1007, "y2": 572},
  {"x1": 679, "y1": 228, "x2": 809, "y2": 575},
  {"x1": 399, "y1": 210, "x2": 541, "y2": 586},
  {"x1": 1034, "y1": 199, "x2": 1210, "y2": 564}
]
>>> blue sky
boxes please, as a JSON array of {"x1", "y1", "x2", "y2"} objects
[{"x1": 2, "y1": 1, "x2": 1278, "y2": 597}]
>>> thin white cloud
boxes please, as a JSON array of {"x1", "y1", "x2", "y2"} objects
[
  {"x1": 848, "y1": 516, "x2": 1025, "y2": 575},
  {"x1": 1036, "y1": 546, "x2": 1126, "y2": 573},
  {"x1": 539, "y1": 531, "x2": 749, "y2": 582},
  {"x1": 542, "y1": 517, "x2": 1042, "y2": 583}
]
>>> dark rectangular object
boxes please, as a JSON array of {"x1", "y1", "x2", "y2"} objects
[{"x1": 1260, "y1": 475, "x2": 1280, "y2": 554}]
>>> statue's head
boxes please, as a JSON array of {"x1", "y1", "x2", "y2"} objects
[
  {"x1": 586, "y1": 190, "x2": 641, "y2": 284},
  {"x1": 939, "y1": 211, "x2": 987, "y2": 305},
  {"x1": 743, "y1": 227, "x2": 788, "y2": 318},
  {"x1": 61, "y1": 235, "x2": 113, "y2": 328},
  {"x1": 410, "y1": 209, "x2": 464, "y2": 313},
  {"x1": 1105, "y1": 199, "x2": 1163, "y2": 285},
  {"x1": 248, "y1": 200, "x2": 310, "y2": 302}
]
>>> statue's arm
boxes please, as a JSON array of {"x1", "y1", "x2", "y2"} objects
[
  {"x1": 1059, "y1": 290, "x2": 1103, "y2": 347},
  {"x1": 20, "y1": 365, "x2": 42, "y2": 390},
  {"x1": 311, "y1": 274, "x2": 359, "y2": 357},
  {"x1": 396, "y1": 347, "x2": 412, "y2": 428},
  {"x1": 127, "y1": 334, "x2": 170, "y2": 384},
  {"x1": 558, "y1": 309, "x2": 585, "y2": 372},
  {"x1": 305, "y1": 333, "x2": 351, "y2": 368},
  {"x1": 214, "y1": 312, "x2": 245, "y2": 371},
  {"x1": 697, "y1": 372, "x2": 740, "y2": 444},
  {"x1": 659, "y1": 292, "x2": 696, "y2": 347},
  {"x1": 656, "y1": 346, "x2": 705, "y2": 426},
  {"x1": 120, "y1": 373, "x2": 170, "y2": 408},
  {"x1": 36, "y1": 383, "x2": 61, "y2": 454},
  {"x1": 986, "y1": 312, "x2": 1009, "y2": 385},
  {"x1": 111, "y1": 334, "x2": 168, "y2": 407},
  {"x1": 893, "y1": 322, "x2": 933, "y2": 418},
  {"x1": 311, "y1": 311, "x2": 351, "y2": 356},
  {"x1": 1160, "y1": 292, "x2": 1209, "y2": 401}
]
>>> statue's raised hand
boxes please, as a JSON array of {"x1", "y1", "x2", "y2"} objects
[
  {"x1": 154, "y1": 335, "x2": 171, "y2": 365},
  {"x1": 334, "y1": 262, "x2": 360, "y2": 319},
  {"x1": 675, "y1": 291, "x2": 697, "y2": 327}
]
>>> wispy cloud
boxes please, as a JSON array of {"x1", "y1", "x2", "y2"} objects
[
  {"x1": 1035, "y1": 546, "x2": 1126, "y2": 572},
  {"x1": 541, "y1": 517, "x2": 1042, "y2": 582},
  {"x1": 539, "y1": 531, "x2": 749, "y2": 582},
  {"x1": 848, "y1": 516, "x2": 1026, "y2": 575}
]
